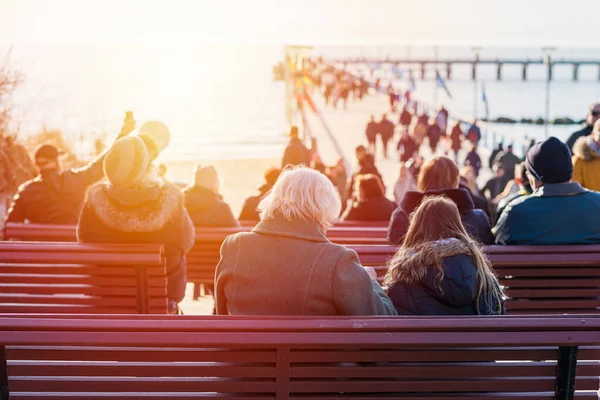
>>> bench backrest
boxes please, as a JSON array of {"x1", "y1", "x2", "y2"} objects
[
  {"x1": 0, "y1": 315, "x2": 599, "y2": 399},
  {"x1": 348, "y1": 244, "x2": 600, "y2": 315},
  {"x1": 0, "y1": 242, "x2": 167, "y2": 314}
]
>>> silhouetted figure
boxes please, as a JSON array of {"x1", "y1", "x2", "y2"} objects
[
  {"x1": 342, "y1": 174, "x2": 397, "y2": 222},
  {"x1": 281, "y1": 126, "x2": 311, "y2": 168},
  {"x1": 379, "y1": 114, "x2": 395, "y2": 159},
  {"x1": 465, "y1": 144, "x2": 482, "y2": 177},
  {"x1": 365, "y1": 115, "x2": 378, "y2": 155},
  {"x1": 449, "y1": 121, "x2": 463, "y2": 162}
]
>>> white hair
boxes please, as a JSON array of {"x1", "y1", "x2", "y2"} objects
[{"x1": 258, "y1": 167, "x2": 341, "y2": 227}]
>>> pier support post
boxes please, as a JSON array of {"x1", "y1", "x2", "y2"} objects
[
  {"x1": 548, "y1": 61, "x2": 553, "y2": 81},
  {"x1": 471, "y1": 62, "x2": 477, "y2": 81},
  {"x1": 446, "y1": 63, "x2": 452, "y2": 80},
  {"x1": 573, "y1": 64, "x2": 579, "y2": 81},
  {"x1": 420, "y1": 62, "x2": 426, "y2": 80},
  {"x1": 597, "y1": 64, "x2": 600, "y2": 81},
  {"x1": 522, "y1": 63, "x2": 528, "y2": 81},
  {"x1": 496, "y1": 63, "x2": 502, "y2": 81}
]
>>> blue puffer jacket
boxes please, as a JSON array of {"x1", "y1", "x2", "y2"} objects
[{"x1": 387, "y1": 252, "x2": 505, "y2": 316}]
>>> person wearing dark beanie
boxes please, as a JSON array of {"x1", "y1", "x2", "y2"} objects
[{"x1": 494, "y1": 137, "x2": 600, "y2": 245}]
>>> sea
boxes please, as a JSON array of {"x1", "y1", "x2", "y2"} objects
[{"x1": 3, "y1": 45, "x2": 600, "y2": 161}]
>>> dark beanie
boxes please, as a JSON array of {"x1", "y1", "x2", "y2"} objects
[{"x1": 525, "y1": 137, "x2": 573, "y2": 184}]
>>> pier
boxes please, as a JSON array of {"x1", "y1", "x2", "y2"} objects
[{"x1": 334, "y1": 57, "x2": 600, "y2": 81}]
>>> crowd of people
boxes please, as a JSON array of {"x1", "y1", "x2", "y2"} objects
[{"x1": 4, "y1": 101, "x2": 600, "y2": 317}]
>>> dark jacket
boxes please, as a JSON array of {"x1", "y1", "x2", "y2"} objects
[
  {"x1": 366, "y1": 121, "x2": 378, "y2": 143},
  {"x1": 397, "y1": 135, "x2": 418, "y2": 162},
  {"x1": 379, "y1": 119, "x2": 395, "y2": 141},
  {"x1": 450, "y1": 125, "x2": 463, "y2": 152},
  {"x1": 496, "y1": 151, "x2": 521, "y2": 177},
  {"x1": 77, "y1": 182, "x2": 195, "y2": 302},
  {"x1": 281, "y1": 138, "x2": 311, "y2": 168},
  {"x1": 400, "y1": 109, "x2": 412, "y2": 126},
  {"x1": 481, "y1": 175, "x2": 510, "y2": 201},
  {"x1": 459, "y1": 182, "x2": 491, "y2": 219},
  {"x1": 182, "y1": 186, "x2": 238, "y2": 227},
  {"x1": 388, "y1": 251, "x2": 505, "y2": 316},
  {"x1": 6, "y1": 155, "x2": 105, "y2": 224},
  {"x1": 215, "y1": 216, "x2": 397, "y2": 316},
  {"x1": 494, "y1": 182, "x2": 600, "y2": 245},
  {"x1": 341, "y1": 195, "x2": 397, "y2": 222},
  {"x1": 465, "y1": 150, "x2": 482, "y2": 176},
  {"x1": 238, "y1": 183, "x2": 271, "y2": 221},
  {"x1": 387, "y1": 188, "x2": 493, "y2": 245},
  {"x1": 566, "y1": 123, "x2": 593, "y2": 153}
]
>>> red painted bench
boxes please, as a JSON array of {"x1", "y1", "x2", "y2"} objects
[
  {"x1": 0, "y1": 242, "x2": 167, "y2": 314},
  {"x1": 347, "y1": 244, "x2": 600, "y2": 315},
  {"x1": 0, "y1": 314, "x2": 598, "y2": 399}
]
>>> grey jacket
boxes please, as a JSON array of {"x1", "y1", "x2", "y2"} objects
[{"x1": 214, "y1": 215, "x2": 397, "y2": 316}]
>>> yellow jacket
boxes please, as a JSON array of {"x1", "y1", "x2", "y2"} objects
[{"x1": 572, "y1": 137, "x2": 600, "y2": 192}]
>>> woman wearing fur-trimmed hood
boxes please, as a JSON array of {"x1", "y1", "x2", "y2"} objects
[
  {"x1": 77, "y1": 135, "x2": 195, "y2": 312},
  {"x1": 385, "y1": 196, "x2": 505, "y2": 316}
]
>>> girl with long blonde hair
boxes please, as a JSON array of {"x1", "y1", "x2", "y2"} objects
[{"x1": 385, "y1": 196, "x2": 505, "y2": 315}]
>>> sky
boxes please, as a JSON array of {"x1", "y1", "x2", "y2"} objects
[{"x1": 0, "y1": 0, "x2": 599, "y2": 46}]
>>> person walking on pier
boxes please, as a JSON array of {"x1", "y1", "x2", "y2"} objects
[
  {"x1": 494, "y1": 144, "x2": 521, "y2": 179},
  {"x1": 397, "y1": 130, "x2": 418, "y2": 163},
  {"x1": 282, "y1": 126, "x2": 311, "y2": 168},
  {"x1": 466, "y1": 121, "x2": 482, "y2": 145},
  {"x1": 399, "y1": 106, "x2": 413, "y2": 134},
  {"x1": 465, "y1": 144, "x2": 482, "y2": 177},
  {"x1": 565, "y1": 102, "x2": 600, "y2": 152},
  {"x1": 489, "y1": 142, "x2": 504, "y2": 168},
  {"x1": 449, "y1": 121, "x2": 464, "y2": 163},
  {"x1": 379, "y1": 114, "x2": 395, "y2": 159},
  {"x1": 436, "y1": 106, "x2": 449, "y2": 134},
  {"x1": 365, "y1": 115, "x2": 378, "y2": 155},
  {"x1": 427, "y1": 121, "x2": 442, "y2": 154}
]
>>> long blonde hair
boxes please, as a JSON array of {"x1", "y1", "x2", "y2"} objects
[{"x1": 384, "y1": 196, "x2": 503, "y2": 314}]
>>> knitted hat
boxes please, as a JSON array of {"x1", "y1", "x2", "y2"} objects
[
  {"x1": 104, "y1": 136, "x2": 151, "y2": 187},
  {"x1": 138, "y1": 121, "x2": 170, "y2": 158},
  {"x1": 525, "y1": 137, "x2": 573, "y2": 184}
]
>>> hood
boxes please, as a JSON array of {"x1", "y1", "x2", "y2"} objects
[
  {"x1": 86, "y1": 182, "x2": 182, "y2": 232},
  {"x1": 394, "y1": 238, "x2": 476, "y2": 306},
  {"x1": 182, "y1": 185, "x2": 223, "y2": 213},
  {"x1": 401, "y1": 188, "x2": 474, "y2": 215},
  {"x1": 572, "y1": 136, "x2": 600, "y2": 161}
]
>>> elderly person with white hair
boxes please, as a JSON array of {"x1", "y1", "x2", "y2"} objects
[{"x1": 214, "y1": 167, "x2": 397, "y2": 315}]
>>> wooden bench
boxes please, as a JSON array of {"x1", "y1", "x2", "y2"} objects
[
  {"x1": 0, "y1": 314, "x2": 599, "y2": 399},
  {"x1": 0, "y1": 242, "x2": 167, "y2": 314},
  {"x1": 348, "y1": 244, "x2": 600, "y2": 315},
  {"x1": 4, "y1": 223, "x2": 388, "y2": 300}
]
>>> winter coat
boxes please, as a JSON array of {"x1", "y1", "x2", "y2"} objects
[
  {"x1": 566, "y1": 124, "x2": 593, "y2": 153},
  {"x1": 387, "y1": 239, "x2": 505, "y2": 316},
  {"x1": 481, "y1": 175, "x2": 511, "y2": 201},
  {"x1": 397, "y1": 135, "x2": 418, "y2": 162},
  {"x1": 399, "y1": 109, "x2": 412, "y2": 126},
  {"x1": 427, "y1": 124, "x2": 442, "y2": 147},
  {"x1": 77, "y1": 182, "x2": 195, "y2": 302},
  {"x1": 465, "y1": 150, "x2": 482, "y2": 176},
  {"x1": 182, "y1": 185, "x2": 238, "y2": 227},
  {"x1": 341, "y1": 195, "x2": 397, "y2": 222},
  {"x1": 387, "y1": 188, "x2": 493, "y2": 245},
  {"x1": 238, "y1": 184, "x2": 271, "y2": 221},
  {"x1": 6, "y1": 155, "x2": 105, "y2": 224},
  {"x1": 366, "y1": 121, "x2": 378, "y2": 143},
  {"x1": 450, "y1": 125, "x2": 463, "y2": 152},
  {"x1": 494, "y1": 182, "x2": 600, "y2": 245},
  {"x1": 495, "y1": 188, "x2": 531, "y2": 223},
  {"x1": 495, "y1": 151, "x2": 521, "y2": 177},
  {"x1": 281, "y1": 138, "x2": 311, "y2": 168},
  {"x1": 379, "y1": 119, "x2": 395, "y2": 141},
  {"x1": 572, "y1": 136, "x2": 600, "y2": 192},
  {"x1": 214, "y1": 215, "x2": 397, "y2": 316}
]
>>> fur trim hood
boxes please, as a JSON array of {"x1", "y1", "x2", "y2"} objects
[
  {"x1": 85, "y1": 182, "x2": 183, "y2": 232},
  {"x1": 401, "y1": 188, "x2": 474, "y2": 216},
  {"x1": 394, "y1": 238, "x2": 471, "y2": 280},
  {"x1": 572, "y1": 136, "x2": 599, "y2": 161}
]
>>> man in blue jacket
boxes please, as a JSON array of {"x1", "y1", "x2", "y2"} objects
[{"x1": 494, "y1": 137, "x2": 600, "y2": 245}]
